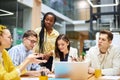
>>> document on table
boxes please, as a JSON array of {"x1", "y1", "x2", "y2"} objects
[
  {"x1": 21, "y1": 77, "x2": 39, "y2": 80},
  {"x1": 99, "y1": 76, "x2": 120, "y2": 80},
  {"x1": 21, "y1": 77, "x2": 70, "y2": 80}
]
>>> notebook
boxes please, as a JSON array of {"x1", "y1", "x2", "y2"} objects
[{"x1": 54, "y1": 61, "x2": 89, "y2": 80}]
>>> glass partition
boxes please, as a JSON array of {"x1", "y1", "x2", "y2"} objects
[
  {"x1": 42, "y1": 0, "x2": 90, "y2": 20},
  {"x1": 0, "y1": 0, "x2": 25, "y2": 46}
]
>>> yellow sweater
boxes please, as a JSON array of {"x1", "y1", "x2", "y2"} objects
[{"x1": 0, "y1": 49, "x2": 20, "y2": 80}]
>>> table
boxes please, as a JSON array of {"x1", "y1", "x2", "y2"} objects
[
  {"x1": 21, "y1": 78, "x2": 70, "y2": 80},
  {"x1": 21, "y1": 74, "x2": 94, "y2": 80},
  {"x1": 87, "y1": 75, "x2": 120, "y2": 80},
  {"x1": 21, "y1": 74, "x2": 120, "y2": 80},
  {"x1": 88, "y1": 73, "x2": 120, "y2": 80}
]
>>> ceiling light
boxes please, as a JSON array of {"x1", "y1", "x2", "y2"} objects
[
  {"x1": 87, "y1": 0, "x2": 119, "y2": 7},
  {"x1": 0, "y1": 9, "x2": 14, "y2": 16}
]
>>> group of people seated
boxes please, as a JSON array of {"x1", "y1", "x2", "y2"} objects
[{"x1": 0, "y1": 12, "x2": 120, "y2": 80}]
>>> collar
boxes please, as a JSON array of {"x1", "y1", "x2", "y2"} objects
[
  {"x1": 20, "y1": 43, "x2": 29, "y2": 52},
  {"x1": 44, "y1": 28, "x2": 55, "y2": 36},
  {"x1": 97, "y1": 45, "x2": 112, "y2": 56}
]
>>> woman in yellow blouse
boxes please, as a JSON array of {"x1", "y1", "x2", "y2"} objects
[
  {"x1": 34, "y1": 12, "x2": 59, "y2": 71},
  {"x1": 0, "y1": 25, "x2": 47, "y2": 80}
]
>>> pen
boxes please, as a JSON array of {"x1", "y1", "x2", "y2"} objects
[{"x1": 69, "y1": 56, "x2": 78, "y2": 61}]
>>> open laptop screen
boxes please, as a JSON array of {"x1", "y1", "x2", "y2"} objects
[{"x1": 54, "y1": 61, "x2": 89, "y2": 80}]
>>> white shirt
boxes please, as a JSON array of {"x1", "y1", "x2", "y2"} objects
[
  {"x1": 52, "y1": 47, "x2": 78, "y2": 71},
  {"x1": 86, "y1": 45, "x2": 120, "y2": 76}
]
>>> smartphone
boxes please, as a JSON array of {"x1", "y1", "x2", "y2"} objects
[{"x1": 37, "y1": 57, "x2": 43, "y2": 60}]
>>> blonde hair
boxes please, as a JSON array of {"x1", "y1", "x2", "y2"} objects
[
  {"x1": 0, "y1": 25, "x2": 7, "y2": 35},
  {"x1": 0, "y1": 25, "x2": 7, "y2": 45}
]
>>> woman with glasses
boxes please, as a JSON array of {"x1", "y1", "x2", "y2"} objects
[{"x1": 0, "y1": 25, "x2": 47, "y2": 80}]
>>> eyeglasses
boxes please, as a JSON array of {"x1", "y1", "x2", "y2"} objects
[
  {"x1": 8, "y1": 36, "x2": 13, "y2": 40},
  {"x1": 27, "y1": 38, "x2": 37, "y2": 44}
]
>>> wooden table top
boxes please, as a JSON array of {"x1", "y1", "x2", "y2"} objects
[
  {"x1": 21, "y1": 74, "x2": 94, "y2": 80},
  {"x1": 21, "y1": 74, "x2": 120, "y2": 80}
]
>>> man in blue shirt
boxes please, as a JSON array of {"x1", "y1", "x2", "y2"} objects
[{"x1": 8, "y1": 30, "x2": 43, "y2": 76}]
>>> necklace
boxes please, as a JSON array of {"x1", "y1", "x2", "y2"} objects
[
  {"x1": 0, "y1": 52, "x2": 4, "y2": 66},
  {"x1": 0, "y1": 52, "x2": 2, "y2": 59},
  {"x1": 0, "y1": 52, "x2": 3, "y2": 62}
]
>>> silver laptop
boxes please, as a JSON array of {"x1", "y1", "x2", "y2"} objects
[{"x1": 54, "y1": 61, "x2": 89, "y2": 80}]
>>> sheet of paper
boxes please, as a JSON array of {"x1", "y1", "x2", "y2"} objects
[
  {"x1": 99, "y1": 76, "x2": 120, "y2": 80},
  {"x1": 21, "y1": 77, "x2": 39, "y2": 80},
  {"x1": 21, "y1": 77, "x2": 70, "y2": 80},
  {"x1": 48, "y1": 74, "x2": 55, "y2": 78}
]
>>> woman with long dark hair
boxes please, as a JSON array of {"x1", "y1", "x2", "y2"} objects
[
  {"x1": 52, "y1": 34, "x2": 78, "y2": 71},
  {"x1": 34, "y1": 12, "x2": 59, "y2": 71},
  {"x1": 54, "y1": 34, "x2": 78, "y2": 61}
]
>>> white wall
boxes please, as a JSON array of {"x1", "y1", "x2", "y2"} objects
[{"x1": 18, "y1": 0, "x2": 33, "y2": 7}]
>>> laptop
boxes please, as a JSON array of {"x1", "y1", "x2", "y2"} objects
[{"x1": 54, "y1": 61, "x2": 89, "y2": 80}]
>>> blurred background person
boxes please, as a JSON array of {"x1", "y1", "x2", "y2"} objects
[
  {"x1": 0, "y1": 25, "x2": 46, "y2": 80},
  {"x1": 50, "y1": 0, "x2": 64, "y2": 13},
  {"x1": 34, "y1": 12, "x2": 59, "y2": 71}
]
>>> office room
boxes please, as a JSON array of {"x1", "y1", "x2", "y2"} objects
[{"x1": 0, "y1": 0, "x2": 120, "y2": 80}]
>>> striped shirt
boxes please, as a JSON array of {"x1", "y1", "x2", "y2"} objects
[{"x1": 8, "y1": 43, "x2": 40, "y2": 71}]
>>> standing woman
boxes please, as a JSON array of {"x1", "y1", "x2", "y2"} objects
[
  {"x1": 34, "y1": 12, "x2": 59, "y2": 71},
  {"x1": 54, "y1": 34, "x2": 78, "y2": 62},
  {"x1": 0, "y1": 25, "x2": 46, "y2": 80}
]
